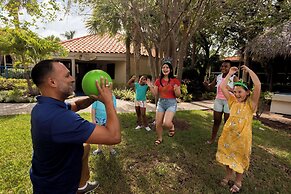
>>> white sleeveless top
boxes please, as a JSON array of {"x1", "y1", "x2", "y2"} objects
[{"x1": 216, "y1": 74, "x2": 235, "y2": 99}]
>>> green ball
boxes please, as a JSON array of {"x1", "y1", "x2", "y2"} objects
[{"x1": 81, "y1": 70, "x2": 112, "y2": 95}]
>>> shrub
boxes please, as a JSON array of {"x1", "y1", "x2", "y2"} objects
[
  {"x1": 179, "y1": 84, "x2": 193, "y2": 102},
  {"x1": 0, "y1": 77, "x2": 38, "y2": 102},
  {"x1": 0, "y1": 90, "x2": 9, "y2": 102},
  {"x1": 0, "y1": 88, "x2": 36, "y2": 103},
  {"x1": 146, "y1": 90, "x2": 155, "y2": 103},
  {"x1": 0, "y1": 77, "x2": 27, "y2": 90},
  {"x1": 113, "y1": 83, "x2": 128, "y2": 90},
  {"x1": 113, "y1": 88, "x2": 135, "y2": 101},
  {"x1": 201, "y1": 92, "x2": 216, "y2": 100},
  {"x1": 0, "y1": 68, "x2": 30, "y2": 79},
  {"x1": 256, "y1": 91, "x2": 272, "y2": 118}
]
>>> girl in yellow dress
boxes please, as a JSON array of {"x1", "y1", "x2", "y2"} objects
[{"x1": 216, "y1": 65, "x2": 261, "y2": 193}]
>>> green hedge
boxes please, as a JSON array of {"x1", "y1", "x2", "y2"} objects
[
  {"x1": 112, "y1": 83, "x2": 193, "y2": 103},
  {"x1": 0, "y1": 88, "x2": 36, "y2": 103},
  {"x1": 0, "y1": 68, "x2": 30, "y2": 79},
  {"x1": 0, "y1": 78, "x2": 208, "y2": 103},
  {"x1": 0, "y1": 77, "x2": 38, "y2": 102}
]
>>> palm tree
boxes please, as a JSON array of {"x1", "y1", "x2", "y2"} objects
[
  {"x1": 45, "y1": 35, "x2": 61, "y2": 42},
  {"x1": 61, "y1": 31, "x2": 76, "y2": 40}
]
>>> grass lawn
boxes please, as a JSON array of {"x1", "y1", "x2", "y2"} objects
[{"x1": 0, "y1": 111, "x2": 290, "y2": 193}]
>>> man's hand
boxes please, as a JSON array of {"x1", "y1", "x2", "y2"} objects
[{"x1": 91, "y1": 77, "x2": 113, "y2": 105}]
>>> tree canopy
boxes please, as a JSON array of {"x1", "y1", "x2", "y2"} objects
[
  {"x1": 77, "y1": 0, "x2": 291, "y2": 80},
  {"x1": 0, "y1": 0, "x2": 62, "y2": 28}
]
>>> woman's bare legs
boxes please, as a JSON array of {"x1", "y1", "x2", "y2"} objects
[
  {"x1": 155, "y1": 112, "x2": 165, "y2": 142},
  {"x1": 207, "y1": 111, "x2": 223, "y2": 144},
  {"x1": 163, "y1": 111, "x2": 175, "y2": 136}
]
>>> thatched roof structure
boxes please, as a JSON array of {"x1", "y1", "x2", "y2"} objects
[{"x1": 246, "y1": 20, "x2": 291, "y2": 62}]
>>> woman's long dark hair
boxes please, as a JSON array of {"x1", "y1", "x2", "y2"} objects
[{"x1": 160, "y1": 61, "x2": 175, "y2": 86}]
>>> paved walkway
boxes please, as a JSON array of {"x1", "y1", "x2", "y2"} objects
[
  {"x1": 0, "y1": 97, "x2": 214, "y2": 116},
  {"x1": 1, "y1": 98, "x2": 290, "y2": 128}
]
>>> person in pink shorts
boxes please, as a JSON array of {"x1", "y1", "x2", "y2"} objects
[{"x1": 203, "y1": 60, "x2": 239, "y2": 144}]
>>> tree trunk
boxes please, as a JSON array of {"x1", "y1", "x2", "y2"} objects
[
  {"x1": 269, "y1": 64, "x2": 273, "y2": 91},
  {"x1": 133, "y1": 41, "x2": 141, "y2": 76},
  {"x1": 21, "y1": 55, "x2": 33, "y2": 95},
  {"x1": 243, "y1": 50, "x2": 251, "y2": 82},
  {"x1": 125, "y1": 35, "x2": 131, "y2": 83},
  {"x1": 0, "y1": 55, "x2": 3, "y2": 66}
]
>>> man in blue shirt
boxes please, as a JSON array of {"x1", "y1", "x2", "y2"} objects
[{"x1": 30, "y1": 60, "x2": 121, "y2": 194}]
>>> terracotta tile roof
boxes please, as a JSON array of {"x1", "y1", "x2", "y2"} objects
[{"x1": 61, "y1": 34, "x2": 126, "y2": 54}]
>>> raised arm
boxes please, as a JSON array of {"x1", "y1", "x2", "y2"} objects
[
  {"x1": 127, "y1": 75, "x2": 136, "y2": 88},
  {"x1": 86, "y1": 78, "x2": 121, "y2": 145},
  {"x1": 221, "y1": 67, "x2": 238, "y2": 100},
  {"x1": 226, "y1": 75, "x2": 239, "y2": 92},
  {"x1": 241, "y1": 65, "x2": 261, "y2": 111},
  {"x1": 203, "y1": 76, "x2": 217, "y2": 91},
  {"x1": 146, "y1": 78, "x2": 158, "y2": 98}
]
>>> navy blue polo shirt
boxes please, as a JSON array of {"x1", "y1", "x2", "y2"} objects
[{"x1": 30, "y1": 96, "x2": 95, "y2": 194}]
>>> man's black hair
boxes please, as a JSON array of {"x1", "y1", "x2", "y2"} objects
[{"x1": 31, "y1": 59, "x2": 59, "y2": 87}]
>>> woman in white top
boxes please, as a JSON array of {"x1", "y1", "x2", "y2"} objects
[{"x1": 203, "y1": 60, "x2": 239, "y2": 144}]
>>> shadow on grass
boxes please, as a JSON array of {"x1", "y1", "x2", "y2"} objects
[
  {"x1": 91, "y1": 153, "x2": 132, "y2": 194},
  {"x1": 85, "y1": 110, "x2": 290, "y2": 193}
]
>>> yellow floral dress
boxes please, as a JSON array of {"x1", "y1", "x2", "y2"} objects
[{"x1": 216, "y1": 94, "x2": 254, "y2": 174}]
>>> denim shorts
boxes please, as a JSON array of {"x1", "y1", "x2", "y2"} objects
[
  {"x1": 213, "y1": 98, "x2": 230, "y2": 113},
  {"x1": 156, "y1": 98, "x2": 177, "y2": 112}
]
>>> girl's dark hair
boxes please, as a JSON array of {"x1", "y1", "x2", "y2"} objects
[
  {"x1": 223, "y1": 60, "x2": 231, "y2": 64},
  {"x1": 160, "y1": 60, "x2": 175, "y2": 86},
  {"x1": 139, "y1": 74, "x2": 147, "y2": 79},
  {"x1": 147, "y1": 74, "x2": 152, "y2": 81},
  {"x1": 31, "y1": 59, "x2": 59, "y2": 87}
]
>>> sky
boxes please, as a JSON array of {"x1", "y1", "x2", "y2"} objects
[
  {"x1": 32, "y1": 14, "x2": 89, "y2": 40},
  {"x1": 21, "y1": 0, "x2": 91, "y2": 40}
]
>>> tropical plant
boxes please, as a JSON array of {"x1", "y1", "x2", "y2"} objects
[
  {"x1": 61, "y1": 30, "x2": 76, "y2": 40},
  {"x1": 0, "y1": 27, "x2": 67, "y2": 94},
  {"x1": 0, "y1": 0, "x2": 61, "y2": 28},
  {"x1": 45, "y1": 35, "x2": 61, "y2": 42},
  {"x1": 79, "y1": 0, "x2": 222, "y2": 80}
]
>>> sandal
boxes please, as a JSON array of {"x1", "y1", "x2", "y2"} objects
[
  {"x1": 155, "y1": 139, "x2": 163, "y2": 145},
  {"x1": 220, "y1": 178, "x2": 234, "y2": 188},
  {"x1": 230, "y1": 183, "x2": 242, "y2": 193},
  {"x1": 168, "y1": 129, "x2": 175, "y2": 137},
  {"x1": 220, "y1": 178, "x2": 229, "y2": 187}
]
